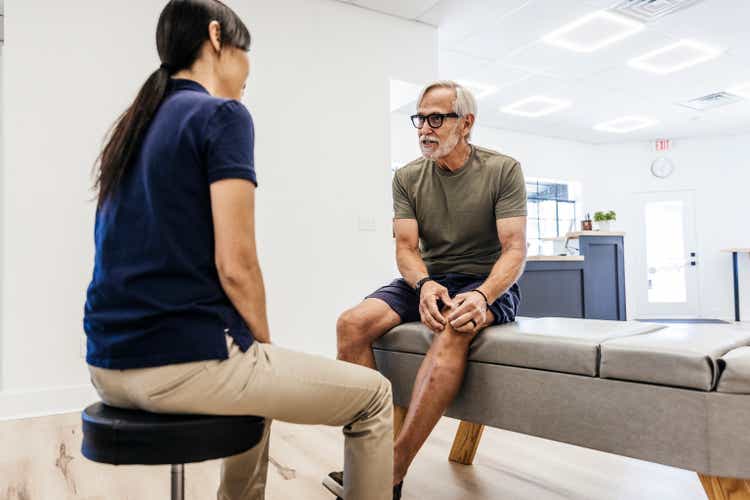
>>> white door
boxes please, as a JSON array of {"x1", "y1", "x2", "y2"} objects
[{"x1": 634, "y1": 190, "x2": 701, "y2": 318}]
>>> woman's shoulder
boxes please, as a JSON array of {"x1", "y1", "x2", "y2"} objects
[
  {"x1": 212, "y1": 99, "x2": 252, "y2": 121},
  {"x1": 190, "y1": 93, "x2": 252, "y2": 122},
  {"x1": 167, "y1": 88, "x2": 252, "y2": 124}
]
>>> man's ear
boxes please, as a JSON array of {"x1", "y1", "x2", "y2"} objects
[{"x1": 463, "y1": 114, "x2": 475, "y2": 138}]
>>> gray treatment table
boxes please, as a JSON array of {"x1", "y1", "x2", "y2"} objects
[{"x1": 373, "y1": 317, "x2": 750, "y2": 499}]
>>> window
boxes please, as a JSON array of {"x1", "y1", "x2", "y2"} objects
[{"x1": 526, "y1": 179, "x2": 582, "y2": 255}]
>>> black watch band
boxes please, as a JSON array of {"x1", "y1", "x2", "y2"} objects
[{"x1": 415, "y1": 277, "x2": 433, "y2": 297}]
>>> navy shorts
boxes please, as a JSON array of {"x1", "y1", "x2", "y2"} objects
[{"x1": 367, "y1": 274, "x2": 520, "y2": 325}]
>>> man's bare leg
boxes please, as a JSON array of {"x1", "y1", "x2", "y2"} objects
[
  {"x1": 337, "y1": 298, "x2": 402, "y2": 369},
  {"x1": 393, "y1": 310, "x2": 494, "y2": 484}
]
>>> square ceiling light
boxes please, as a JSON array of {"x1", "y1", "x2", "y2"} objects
[
  {"x1": 628, "y1": 39, "x2": 723, "y2": 75},
  {"x1": 541, "y1": 10, "x2": 645, "y2": 53},
  {"x1": 594, "y1": 115, "x2": 659, "y2": 133},
  {"x1": 457, "y1": 80, "x2": 498, "y2": 100},
  {"x1": 728, "y1": 82, "x2": 750, "y2": 99},
  {"x1": 500, "y1": 96, "x2": 571, "y2": 118}
]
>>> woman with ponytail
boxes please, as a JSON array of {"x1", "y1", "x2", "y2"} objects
[{"x1": 84, "y1": 2, "x2": 395, "y2": 499}]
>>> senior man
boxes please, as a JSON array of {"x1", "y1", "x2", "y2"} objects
[{"x1": 324, "y1": 81, "x2": 528, "y2": 499}]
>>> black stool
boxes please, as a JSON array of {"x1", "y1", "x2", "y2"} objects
[{"x1": 81, "y1": 402, "x2": 265, "y2": 500}]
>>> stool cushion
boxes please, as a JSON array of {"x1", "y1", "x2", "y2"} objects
[{"x1": 82, "y1": 402, "x2": 265, "y2": 465}]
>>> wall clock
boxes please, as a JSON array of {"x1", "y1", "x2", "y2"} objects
[{"x1": 650, "y1": 157, "x2": 675, "y2": 179}]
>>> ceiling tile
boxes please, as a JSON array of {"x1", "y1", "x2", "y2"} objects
[
  {"x1": 438, "y1": 49, "x2": 494, "y2": 79},
  {"x1": 581, "y1": 0, "x2": 620, "y2": 7},
  {"x1": 468, "y1": 61, "x2": 534, "y2": 92},
  {"x1": 456, "y1": 0, "x2": 601, "y2": 59},
  {"x1": 421, "y1": 0, "x2": 533, "y2": 46},
  {"x1": 649, "y1": 0, "x2": 750, "y2": 49},
  {"x1": 351, "y1": 0, "x2": 441, "y2": 20}
]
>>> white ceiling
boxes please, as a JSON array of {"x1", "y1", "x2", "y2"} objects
[{"x1": 338, "y1": 0, "x2": 750, "y2": 144}]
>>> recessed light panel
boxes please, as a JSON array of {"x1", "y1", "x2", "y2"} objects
[
  {"x1": 628, "y1": 39, "x2": 723, "y2": 75},
  {"x1": 542, "y1": 11, "x2": 645, "y2": 53},
  {"x1": 594, "y1": 115, "x2": 659, "y2": 133},
  {"x1": 500, "y1": 96, "x2": 572, "y2": 118}
]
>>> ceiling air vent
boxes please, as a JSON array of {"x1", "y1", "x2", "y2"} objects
[
  {"x1": 677, "y1": 92, "x2": 744, "y2": 111},
  {"x1": 612, "y1": 0, "x2": 705, "y2": 22}
]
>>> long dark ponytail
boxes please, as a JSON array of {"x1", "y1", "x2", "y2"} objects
[{"x1": 93, "y1": 0, "x2": 251, "y2": 207}]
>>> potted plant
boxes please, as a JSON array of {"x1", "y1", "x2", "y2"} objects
[{"x1": 593, "y1": 210, "x2": 616, "y2": 231}]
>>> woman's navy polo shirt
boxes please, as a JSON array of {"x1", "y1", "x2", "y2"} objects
[{"x1": 84, "y1": 79, "x2": 256, "y2": 369}]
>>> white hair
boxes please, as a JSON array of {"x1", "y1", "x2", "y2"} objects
[{"x1": 416, "y1": 80, "x2": 477, "y2": 140}]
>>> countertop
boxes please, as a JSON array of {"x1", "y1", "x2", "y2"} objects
[
  {"x1": 527, "y1": 255, "x2": 585, "y2": 261},
  {"x1": 566, "y1": 231, "x2": 625, "y2": 239}
]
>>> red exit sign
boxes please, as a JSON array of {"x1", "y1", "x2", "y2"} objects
[{"x1": 655, "y1": 139, "x2": 671, "y2": 152}]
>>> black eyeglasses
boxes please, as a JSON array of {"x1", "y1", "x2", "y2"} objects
[{"x1": 410, "y1": 112, "x2": 460, "y2": 129}]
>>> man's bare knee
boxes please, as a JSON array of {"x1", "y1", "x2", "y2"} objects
[
  {"x1": 336, "y1": 308, "x2": 374, "y2": 357},
  {"x1": 435, "y1": 323, "x2": 475, "y2": 353},
  {"x1": 438, "y1": 306, "x2": 480, "y2": 344}
]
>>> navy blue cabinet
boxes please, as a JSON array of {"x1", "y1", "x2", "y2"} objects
[{"x1": 517, "y1": 234, "x2": 626, "y2": 321}]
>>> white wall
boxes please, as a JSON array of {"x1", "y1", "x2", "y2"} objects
[
  {"x1": 0, "y1": 44, "x2": 4, "y2": 392},
  {"x1": 0, "y1": 0, "x2": 436, "y2": 418},
  {"x1": 586, "y1": 135, "x2": 750, "y2": 321}
]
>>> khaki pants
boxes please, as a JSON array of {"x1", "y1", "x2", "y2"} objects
[{"x1": 89, "y1": 336, "x2": 393, "y2": 500}]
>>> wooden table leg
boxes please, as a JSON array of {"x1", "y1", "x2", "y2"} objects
[
  {"x1": 448, "y1": 420, "x2": 485, "y2": 465},
  {"x1": 698, "y1": 473, "x2": 750, "y2": 500}
]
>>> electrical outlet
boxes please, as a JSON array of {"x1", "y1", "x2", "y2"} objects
[{"x1": 358, "y1": 216, "x2": 376, "y2": 232}]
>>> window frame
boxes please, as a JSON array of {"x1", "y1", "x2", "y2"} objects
[{"x1": 526, "y1": 178, "x2": 581, "y2": 256}]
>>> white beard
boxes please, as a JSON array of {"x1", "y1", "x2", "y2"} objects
[{"x1": 420, "y1": 124, "x2": 461, "y2": 160}]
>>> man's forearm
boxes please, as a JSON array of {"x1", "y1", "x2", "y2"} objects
[
  {"x1": 218, "y1": 262, "x2": 272, "y2": 343},
  {"x1": 396, "y1": 246, "x2": 430, "y2": 288},
  {"x1": 476, "y1": 248, "x2": 527, "y2": 303}
]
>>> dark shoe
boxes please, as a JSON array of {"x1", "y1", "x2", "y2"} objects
[
  {"x1": 393, "y1": 480, "x2": 403, "y2": 500},
  {"x1": 322, "y1": 470, "x2": 403, "y2": 499}
]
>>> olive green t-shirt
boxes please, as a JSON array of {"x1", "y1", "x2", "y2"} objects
[{"x1": 393, "y1": 146, "x2": 527, "y2": 277}]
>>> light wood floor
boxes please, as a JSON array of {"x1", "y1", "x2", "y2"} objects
[{"x1": 0, "y1": 411, "x2": 707, "y2": 499}]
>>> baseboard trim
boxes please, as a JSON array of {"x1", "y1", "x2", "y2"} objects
[{"x1": 0, "y1": 384, "x2": 98, "y2": 421}]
